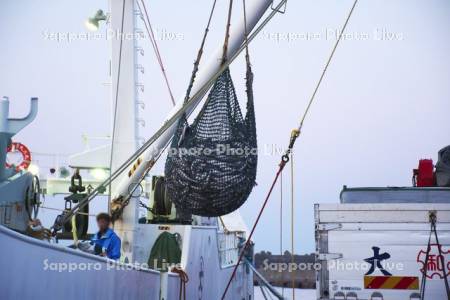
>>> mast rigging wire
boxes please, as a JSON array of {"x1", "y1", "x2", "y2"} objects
[
  {"x1": 296, "y1": 0, "x2": 359, "y2": 133},
  {"x1": 221, "y1": 1, "x2": 359, "y2": 298},
  {"x1": 109, "y1": 0, "x2": 178, "y2": 204},
  {"x1": 133, "y1": 0, "x2": 220, "y2": 197},
  {"x1": 136, "y1": 0, "x2": 176, "y2": 106}
]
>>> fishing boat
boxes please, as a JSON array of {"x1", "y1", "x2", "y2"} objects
[
  {"x1": 2, "y1": 1, "x2": 449, "y2": 300},
  {"x1": 0, "y1": 0, "x2": 288, "y2": 299}
]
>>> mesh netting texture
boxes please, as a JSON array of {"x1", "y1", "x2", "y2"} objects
[{"x1": 165, "y1": 67, "x2": 257, "y2": 216}]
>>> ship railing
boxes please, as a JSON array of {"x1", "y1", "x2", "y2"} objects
[{"x1": 217, "y1": 230, "x2": 241, "y2": 268}]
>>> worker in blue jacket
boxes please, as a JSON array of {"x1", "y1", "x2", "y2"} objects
[{"x1": 90, "y1": 213, "x2": 121, "y2": 260}]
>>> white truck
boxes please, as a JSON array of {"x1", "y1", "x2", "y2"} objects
[{"x1": 315, "y1": 187, "x2": 450, "y2": 300}]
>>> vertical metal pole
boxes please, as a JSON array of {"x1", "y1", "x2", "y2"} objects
[
  {"x1": 0, "y1": 98, "x2": 10, "y2": 181},
  {"x1": 109, "y1": 0, "x2": 140, "y2": 263}
]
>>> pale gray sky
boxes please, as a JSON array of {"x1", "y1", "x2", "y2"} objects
[{"x1": 1, "y1": 0, "x2": 449, "y2": 254}]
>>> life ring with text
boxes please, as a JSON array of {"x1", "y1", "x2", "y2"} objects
[{"x1": 6, "y1": 142, "x2": 32, "y2": 171}]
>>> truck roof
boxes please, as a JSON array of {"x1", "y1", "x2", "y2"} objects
[{"x1": 340, "y1": 186, "x2": 450, "y2": 204}]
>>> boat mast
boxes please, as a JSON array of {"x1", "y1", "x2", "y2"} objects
[{"x1": 109, "y1": 0, "x2": 143, "y2": 263}]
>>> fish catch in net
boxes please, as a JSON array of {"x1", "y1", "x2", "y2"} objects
[
  {"x1": 165, "y1": 62, "x2": 257, "y2": 217},
  {"x1": 165, "y1": 0, "x2": 257, "y2": 217}
]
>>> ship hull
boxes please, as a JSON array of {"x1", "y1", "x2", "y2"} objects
[{"x1": 0, "y1": 224, "x2": 253, "y2": 300}]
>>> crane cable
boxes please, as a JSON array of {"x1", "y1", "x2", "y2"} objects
[
  {"x1": 221, "y1": 0, "x2": 359, "y2": 298},
  {"x1": 136, "y1": 0, "x2": 176, "y2": 106}
]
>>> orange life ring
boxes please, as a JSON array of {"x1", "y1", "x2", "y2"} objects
[{"x1": 6, "y1": 142, "x2": 32, "y2": 171}]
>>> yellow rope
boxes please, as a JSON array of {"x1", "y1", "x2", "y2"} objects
[
  {"x1": 290, "y1": 152, "x2": 295, "y2": 299},
  {"x1": 283, "y1": 0, "x2": 358, "y2": 292},
  {"x1": 282, "y1": 0, "x2": 360, "y2": 292},
  {"x1": 71, "y1": 215, "x2": 78, "y2": 246},
  {"x1": 219, "y1": 216, "x2": 228, "y2": 232},
  {"x1": 40, "y1": 206, "x2": 95, "y2": 217},
  {"x1": 280, "y1": 171, "x2": 284, "y2": 297},
  {"x1": 296, "y1": 0, "x2": 359, "y2": 133}
]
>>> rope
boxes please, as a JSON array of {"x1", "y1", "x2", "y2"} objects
[
  {"x1": 139, "y1": 200, "x2": 155, "y2": 214},
  {"x1": 420, "y1": 212, "x2": 450, "y2": 300},
  {"x1": 71, "y1": 215, "x2": 79, "y2": 246},
  {"x1": 183, "y1": 0, "x2": 218, "y2": 104},
  {"x1": 255, "y1": 275, "x2": 269, "y2": 300},
  {"x1": 420, "y1": 225, "x2": 432, "y2": 299},
  {"x1": 242, "y1": 0, "x2": 250, "y2": 65},
  {"x1": 260, "y1": 279, "x2": 275, "y2": 300},
  {"x1": 433, "y1": 222, "x2": 450, "y2": 299},
  {"x1": 222, "y1": 0, "x2": 359, "y2": 297},
  {"x1": 41, "y1": 206, "x2": 95, "y2": 217},
  {"x1": 279, "y1": 171, "x2": 284, "y2": 297},
  {"x1": 290, "y1": 152, "x2": 295, "y2": 299},
  {"x1": 259, "y1": 284, "x2": 269, "y2": 300},
  {"x1": 136, "y1": 0, "x2": 176, "y2": 106},
  {"x1": 219, "y1": 216, "x2": 229, "y2": 232},
  {"x1": 221, "y1": 0, "x2": 234, "y2": 64},
  {"x1": 171, "y1": 267, "x2": 189, "y2": 300},
  {"x1": 296, "y1": 0, "x2": 359, "y2": 133},
  {"x1": 242, "y1": 0, "x2": 252, "y2": 88},
  {"x1": 221, "y1": 160, "x2": 286, "y2": 300}
]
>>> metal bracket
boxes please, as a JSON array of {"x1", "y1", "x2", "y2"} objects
[
  {"x1": 317, "y1": 253, "x2": 343, "y2": 261},
  {"x1": 64, "y1": 199, "x2": 72, "y2": 210},
  {"x1": 429, "y1": 210, "x2": 437, "y2": 224},
  {"x1": 4, "y1": 205, "x2": 12, "y2": 224},
  {"x1": 271, "y1": 0, "x2": 288, "y2": 14},
  {"x1": 317, "y1": 223, "x2": 342, "y2": 231}
]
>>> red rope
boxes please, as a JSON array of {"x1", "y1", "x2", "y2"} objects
[
  {"x1": 221, "y1": 159, "x2": 288, "y2": 299},
  {"x1": 171, "y1": 267, "x2": 189, "y2": 300}
]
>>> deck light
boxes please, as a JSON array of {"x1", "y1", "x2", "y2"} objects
[
  {"x1": 85, "y1": 10, "x2": 107, "y2": 31},
  {"x1": 27, "y1": 164, "x2": 39, "y2": 176},
  {"x1": 90, "y1": 168, "x2": 107, "y2": 180}
]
